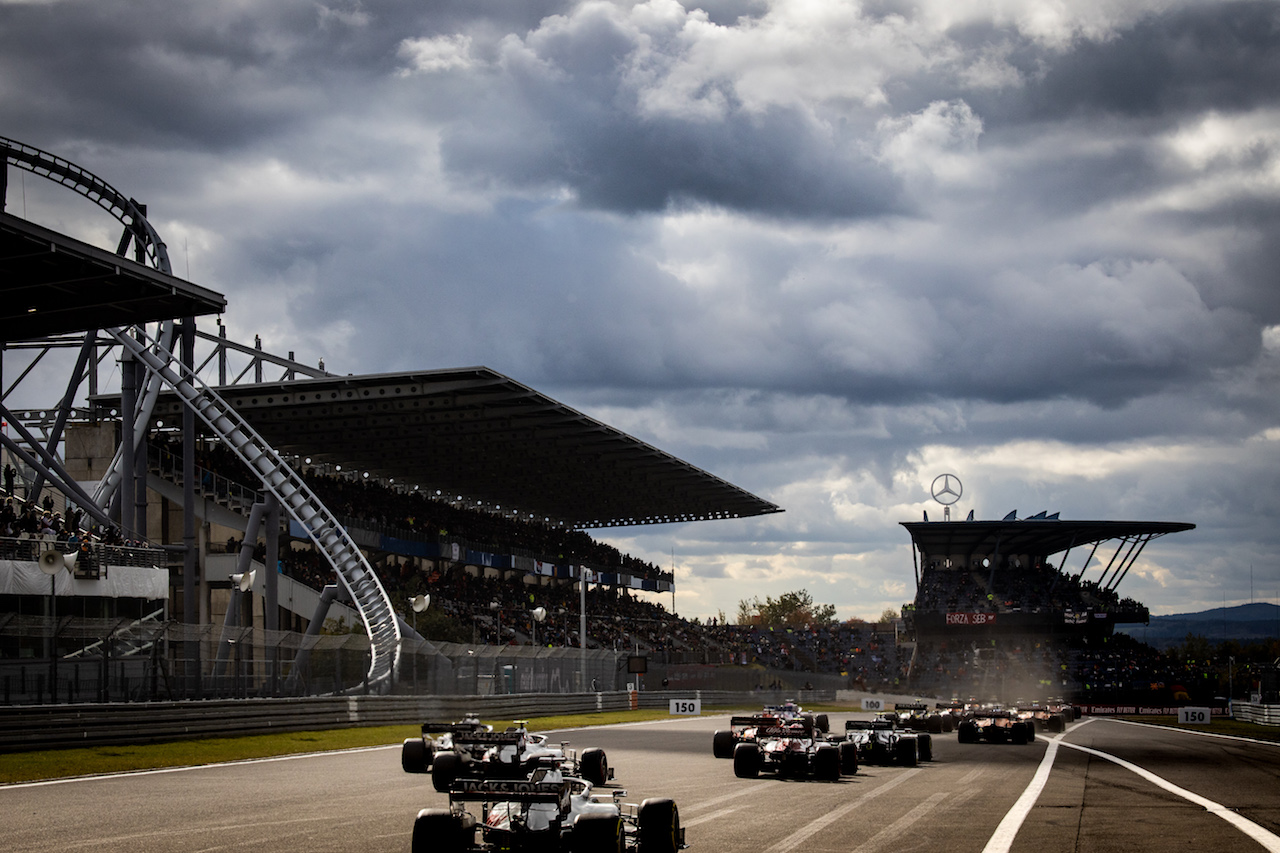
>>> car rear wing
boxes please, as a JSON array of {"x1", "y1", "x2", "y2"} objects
[
  {"x1": 448, "y1": 778, "x2": 568, "y2": 804},
  {"x1": 421, "y1": 720, "x2": 490, "y2": 736},
  {"x1": 730, "y1": 715, "x2": 778, "y2": 727},
  {"x1": 451, "y1": 730, "x2": 524, "y2": 749},
  {"x1": 894, "y1": 703, "x2": 928, "y2": 711},
  {"x1": 754, "y1": 720, "x2": 814, "y2": 738}
]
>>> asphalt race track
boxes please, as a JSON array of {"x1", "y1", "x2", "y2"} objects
[{"x1": 4, "y1": 714, "x2": 1280, "y2": 852}]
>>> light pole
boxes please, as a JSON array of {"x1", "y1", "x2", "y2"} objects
[
  {"x1": 38, "y1": 547, "x2": 72, "y2": 702},
  {"x1": 490, "y1": 600, "x2": 502, "y2": 645},
  {"x1": 408, "y1": 595, "x2": 428, "y2": 692},
  {"x1": 531, "y1": 606, "x2": 546, "y2": 646},
  {"x1": 1229, "y1": 655, "x2": 1235, "y2": 716},
  {"x1": 409, "y1": 594, "x2": 430, "y2": 634}
]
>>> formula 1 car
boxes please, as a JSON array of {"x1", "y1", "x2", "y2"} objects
[
  {"x1": 956, "y1": 707, "x2": 1034, "y2": 744},
  {"x1": 764, "y1": 701, "x2": 830, "y2": 733},
  {"x1": 412, "y1": 763, "x2": 684, "y2": 853},
  {"x1": 892, "y1": 702, "x2": 949, "y2": 734},
  {"x1": 844, "y1": 717, "x2": 933, "y2": 765},
  {"x1": 402, "y1": 713, "x2": 492, "y2": 774},
  {"x1": 408, "y1": 718, "x2": 612, "y2": 792},
  {"x1": 712, "y1": 703, "x2": 830, "y2": 758},
  {"x1": 731, "y1": 715, "x2": 856, "y2": 780},
  {"x1": 1018, "y1": 703, "x2": 1068, "y2": 733}
]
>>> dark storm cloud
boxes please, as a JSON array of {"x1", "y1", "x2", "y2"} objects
[
  {"x1": 1023, "y1": 1, "x2": 1280, "y2": 121},
  {"x1": 0, "y1": 0, "x2": 570, "y2": 150},
  {"x1": 4, "y1": 0, "x2": 1279, "y2": 620},
  {"x1": 442, "y1": 102, "x2": 906, "y2": 218}
]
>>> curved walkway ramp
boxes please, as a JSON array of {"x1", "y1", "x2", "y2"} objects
[{"x1": 108, "y1": 328, "x2": 402, "y2": 692}]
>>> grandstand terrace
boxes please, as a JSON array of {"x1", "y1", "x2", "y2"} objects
[{"x1": 898, "y1": 515, "x2": 1202, "y2": 704}]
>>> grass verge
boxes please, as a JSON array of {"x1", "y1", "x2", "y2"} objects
[
  {"x1": 1116, "y1": 715, "x2": 1280, "y2": 742},
  {"x1": 0, "y1": 707, "x2": 731, "y2": 786}
]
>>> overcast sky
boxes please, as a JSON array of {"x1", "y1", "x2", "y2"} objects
[{"x1": 4, "y1": 0, "x2": 1280, "y2": 623}]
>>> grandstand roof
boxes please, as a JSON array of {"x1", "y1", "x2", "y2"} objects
[
  {"x1": 0, "y1": 212, "x2": 226, "y2": 341},
  {"x1": 901, "y1": 519, "x2": 1195, "y2": 563},
  {"x1": 141, "y1": 367, "x2": 783, "y2": 530}
]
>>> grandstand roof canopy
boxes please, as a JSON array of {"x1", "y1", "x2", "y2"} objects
[
  {"x1": 901, "y1": 519, "x2": 1195, "y2": 563},
  {"x1": 0, "y1": 212, "x2": 226, "y2": 341},
  {"x1": 136, "y1": 367, "x2": 783, "y2": 530}
]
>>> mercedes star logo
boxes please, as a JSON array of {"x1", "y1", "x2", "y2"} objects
[{"x1": 931, "y1": 473, "x2": 963, "y2": 506}]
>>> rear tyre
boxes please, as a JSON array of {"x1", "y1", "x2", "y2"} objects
[
  {"x1": 895, "y1": 738, "x2": 919, "y2": 767},
  {"x1": 431, "y1": 751, "x2": 461, "y2": 793},
  {"x1": 712, "y1": 730, "x2": 735, "y2": 759},
  {"x1": 839, "y1": 742, "x2": 859, "y2": 775},
  {"x1": 638, "y1": 798, "x2": 681, "y2": 853},
  {"x1": 917, "y1": 734, "x2": 933, "y2": 762},
  {"x1": 733, "y1": 742, "x2": 760, "y2": 778},
  {"x1": 813, "y1": 745, "x2": 840, "y2": 780},
  {"x1": 957, "y1": 721, "x2": 977, "y2": 743},
  {"x1": 413, "y1": 809, "x2": 465, "y2": 853},
  {"x1": 573, "y1": 813, "x2": 624, "y2": 853},
  {"x1": 814, "y1": 714, "x2": 830, "y2": 733},
  {"x1": 401, "y1": 738, "x2": 430, "y2": 773},
  {"x1": 580, "y1": 748, "x2": 609, "y2": 786}
]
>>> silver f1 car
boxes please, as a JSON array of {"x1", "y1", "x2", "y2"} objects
[
  {"x1": 412, "y1": 764, "x2": 684, "y2": 853},
  {"x1": 404, "y1": 716, "x2": 611, "y2": 792}
]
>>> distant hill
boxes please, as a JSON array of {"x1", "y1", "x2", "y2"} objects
[{"x1": 1115, "y1": 602, "x2": 1280, "y2": 649}]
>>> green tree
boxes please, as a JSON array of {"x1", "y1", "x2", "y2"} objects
[
  {"x1": 878, "y1": 608, "x2": 900, "y2": 624},
  {"x1": 735, "y1": 589, "x2": 837, "y2": 626}
]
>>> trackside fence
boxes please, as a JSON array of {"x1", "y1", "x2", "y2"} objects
[{"x1": 0, "y1": 689, "x2": 834, "y2": 753}]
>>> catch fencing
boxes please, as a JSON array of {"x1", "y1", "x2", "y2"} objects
[
  {"x1": 0, "y1": 688, "x2": 835, "y2": 752},
  {"x1": 0, "y1": 618, "x2": 849, "y2": 705}
]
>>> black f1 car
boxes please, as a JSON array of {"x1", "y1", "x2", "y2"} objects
[
  {"x1": 956, "y1": 708, "x2": 1034, "y2": 744},
  {"x1": 844, "y1": 717, "x2": 933, "y2": 765}
]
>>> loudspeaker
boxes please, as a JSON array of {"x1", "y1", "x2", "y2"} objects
[
  {"x1": 39, "y1": 549, "x2": 65, "y2": 575},
  {"x1": 39, "y1": 549, "x2": 76, "y2": 574},
  {"x1": 234, "y1": 570, "x2": 256, "y2": 592},
  {"x1": 411, "y1": 594, "x2": 430, "y2": 613}
]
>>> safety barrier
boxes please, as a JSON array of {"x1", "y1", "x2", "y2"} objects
[
  {"x1": 0, "y1": 689, "x2": 835, "y2": 753},
  {"x1": 1231, "y1": 702, "x2": 1280, "y2": 726}
]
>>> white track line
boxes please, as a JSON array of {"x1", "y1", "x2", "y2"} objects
[
  {"x1": 1056, "y1": 738, "x2": 1280, "y2": 852},
  {"x1": 850, "y1": 791, "x2": 950, "y2": 853},
  {"x1": 763, "y1": 769, "x2": 920, "y2": 853},
  {"x1": 983, "y1": 717, "x2": 1280, "y2": 853},
  {"x1": 981, "y1": 729, "x2": 1069, "y2": 853}
]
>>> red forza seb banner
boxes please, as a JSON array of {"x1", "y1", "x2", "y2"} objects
[{"x1": 946, "y1": 612, "x2": 997, "y2": 625}]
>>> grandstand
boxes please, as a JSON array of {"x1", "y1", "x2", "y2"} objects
[
  {"x1": 0, "y1": 135, "x2": 784, "y2": 704},
  {"x1": 898, "y1": 513, "x2": 1199, "y2": 705}
]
